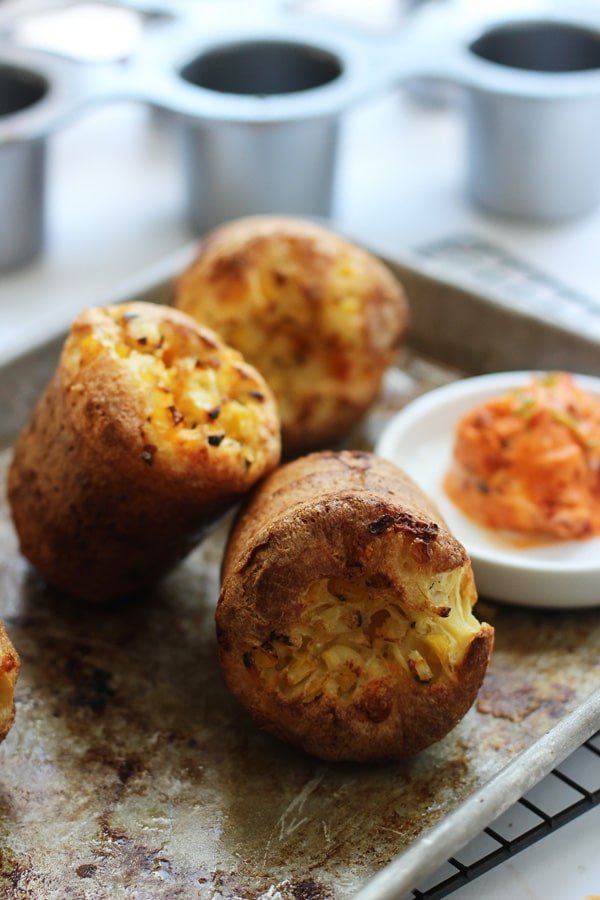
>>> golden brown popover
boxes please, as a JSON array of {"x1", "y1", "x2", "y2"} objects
[
  {"x1": 8, "y1": 302, "x2": 280, "y2": 603},
  {"x1": 217, "y1": 451, "x2": 493, "y2": 762},
  {"x1": 174, "y1": 217, "x2": 409, "y2": 456},
  {"x1": 0, "y1": 623, "x2": 19, "y2": 742}
]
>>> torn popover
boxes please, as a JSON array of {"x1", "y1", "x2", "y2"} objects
[
  {"x1": 0, "y1": 623, "x2": 19, "y2": 742},
  {"x1": 217, "y1": 451, "x2": 493, "y2": 762},
  {"x1": 8, "y1": 302, "x2": 280, "y2": 602},
  {"x1": 174, "y1": 216, "x2": 409, "y2": 457}
]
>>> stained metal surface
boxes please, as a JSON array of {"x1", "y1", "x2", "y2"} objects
[
  {"x1": 355, "y1": 691, "x2": 600, "y2": 900},
  {"x1": 0, "y1": 336, "x2": 598, "y2": 898}
]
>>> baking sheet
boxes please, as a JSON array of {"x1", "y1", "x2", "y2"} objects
[{"x1": 0, "y1": 254, "x2": 598, "y2": 899}]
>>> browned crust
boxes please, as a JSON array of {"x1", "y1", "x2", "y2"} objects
[
  {"x1": 223, "y1": 624, "x2": 494, "y2": 762},
  {"x1": 7, "y1": 302, "x2": 280, "y2": 603},
  {"x1": 217, "y1": 451, "x2": 494, "y2": 762},
  {"x1": 174, "y1": 216, "x2": 409, "y2": 457},
  {"x1": 0, "y1": 622, "x2": 20, "y2": 742}
]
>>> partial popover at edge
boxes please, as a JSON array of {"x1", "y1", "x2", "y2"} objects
[{"x1": 0, "y1": 623, "x2": 19, "y2": 742}]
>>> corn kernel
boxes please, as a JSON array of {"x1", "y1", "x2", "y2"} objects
[
  {"x1": 426, "y1": 633, "x2": 449, "y2": 660},
  {"x1": 408, "y1": 650, "x2": 433, "y2": 682},
  {"x1": 286, "y1": 654, "x2": 315, "y2": 686},
  {"x1": 253, "y1": 649, "x2": 278, "y2": 670},
  {"x1": 322, "y1": 645, "x2": 363, "y2": 670}
]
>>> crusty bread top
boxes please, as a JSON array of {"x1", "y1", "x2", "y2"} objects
[
  {"x1": 60, "y1": 301, "x2": 281, "y2": 489},
  {"x1": 223, "y1": 449, "x2": 467, "y2": 584},
  {"x1": 174, "y1": 217, "x2": 409, "y2": 455}
]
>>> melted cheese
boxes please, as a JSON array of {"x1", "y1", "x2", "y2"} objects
[
  {"x1": 250, "y1": 569, "x2": 482, "y2": 704},
  {"x1": 74, "y1": 307, "x2": 273, "y2": 467}
]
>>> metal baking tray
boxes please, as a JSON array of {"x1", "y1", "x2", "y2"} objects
[{"x1": 0, "y1": 246, "x2": 598, "y2": 899}]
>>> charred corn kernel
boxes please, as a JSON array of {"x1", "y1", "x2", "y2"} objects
[
  {"x1": 408, "y1": 650, "x2": 434, "y2": 682},
  {"x1": 126, "y1": 318, "x2": 162, "y2": 346}
]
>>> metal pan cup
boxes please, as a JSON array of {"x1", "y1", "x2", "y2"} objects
[
  {"x1": 0, "y1": 62, "x2": 48, "y2": 269},
  {"x1": 176, "y1": 37, "x2": 344, "y2": 232},
  {"x1": 464, "y1": 19, "x2": 600, "y2": 221}
]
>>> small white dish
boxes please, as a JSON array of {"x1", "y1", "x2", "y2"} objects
[{"x1": 376, "y1": 371, "x2": 600, "y2": 609}]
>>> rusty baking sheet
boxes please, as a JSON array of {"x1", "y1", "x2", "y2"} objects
[{"x1": 0, "y1": 250, "x2": 598, "y2": 899}]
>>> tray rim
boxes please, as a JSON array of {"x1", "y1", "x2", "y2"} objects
[
  {"x1": 355, "y1": 687, "x2": 600, "y2": 899},
  {"x1": 1, "y1": 230, "x2": 598, "y2": 372}
]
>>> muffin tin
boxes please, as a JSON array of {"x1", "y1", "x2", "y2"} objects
[{"x1": 2, "y1": 0, "x2": 600, "y2": 268}]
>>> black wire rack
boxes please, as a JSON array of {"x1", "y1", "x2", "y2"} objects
[{"x1": 410, "y1": 730, "x2": 600, "y2": 899}]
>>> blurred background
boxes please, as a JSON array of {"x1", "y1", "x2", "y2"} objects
[{"x1": 0, "y1": 0, "x2": 599, "y2": 364}]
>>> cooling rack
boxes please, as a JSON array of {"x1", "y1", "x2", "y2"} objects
[{"x1": 411, "y1": 730, "x2": 600, "y2": 898}]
